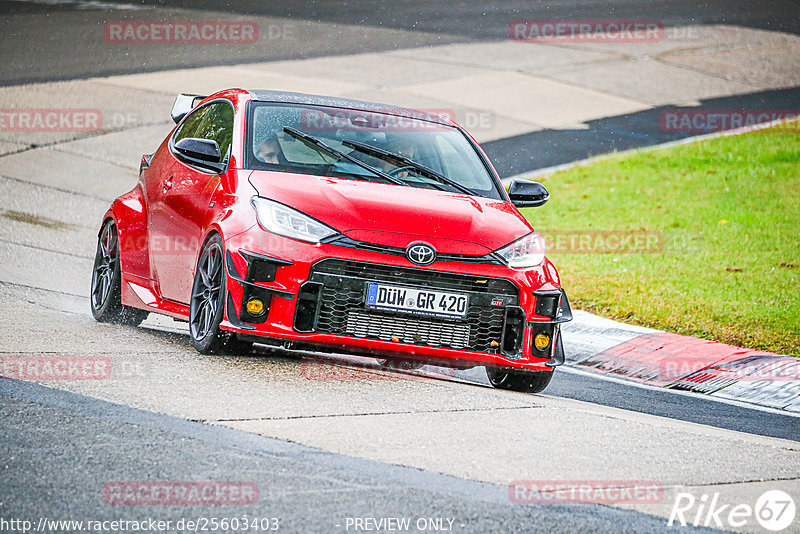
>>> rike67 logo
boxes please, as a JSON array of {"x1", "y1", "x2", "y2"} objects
[{"x1": 668, "y1": 490, "x2": 796, "y2": 531}]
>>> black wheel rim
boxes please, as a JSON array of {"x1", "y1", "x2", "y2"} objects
[
  {"x1": 91, "y1": 222, "x2": 118, "y2": 310},
  {"x1": 190, "y1": 242, "x2": 223, "y2": 340}
]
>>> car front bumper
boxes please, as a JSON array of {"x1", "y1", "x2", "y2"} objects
[{"x1": 220, "y1": 227, "x2": 571, "y2": 372}]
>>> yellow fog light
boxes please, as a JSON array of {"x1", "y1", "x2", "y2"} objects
[
  {"x1": 246, "y1": 298, "x2": 265, "y2": 316},
  {"x1": 534, "y1": 334, "x2": 551, "y2": 351}
]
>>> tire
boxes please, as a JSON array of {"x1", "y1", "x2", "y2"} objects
[
  {"x1": 189, "y1": 234, "x2": 253, "y2": 355},
  {"x1": 487, "y1": 367, "x2": 554, "y2": 393},
  {"x1": 90, "y1": 219, "x2": 148, "y2": 326}
]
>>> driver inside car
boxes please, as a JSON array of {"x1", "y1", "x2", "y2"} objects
[
  {"x1": 254, "y1": 135, "x2": 286, "y2": 164},
  {"x1": 380, "y1": 137, "x2": 418, "y2": 177}
]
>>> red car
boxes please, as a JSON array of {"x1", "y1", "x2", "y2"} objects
[{"x1": 90, "y1": 88, "x2": 572, "y2": 393}]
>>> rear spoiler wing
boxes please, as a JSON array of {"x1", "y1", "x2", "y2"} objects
[{"x1": 171, "y1": 94, "x2": 207, "y2": 124}]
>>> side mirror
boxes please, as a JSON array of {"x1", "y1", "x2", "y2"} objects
[
  {"x1": 174, "y1": 137, "x2": 220, "y2": 162},
  {"x1": 508, "y1": 179, "x2": 549, "y2": 208},
  {"x1": 173, "y1": 138, "x2": 225, "y2": 172}
]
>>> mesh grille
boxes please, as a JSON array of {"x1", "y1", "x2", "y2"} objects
[
  {"x1": 345, "y1": 310, "x2": 471, "y2": 349},
  {"x1": 309, "y1": 259, "x2": 519, "y2": 353}
]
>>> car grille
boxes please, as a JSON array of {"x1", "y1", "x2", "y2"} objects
[
  {"x1": 302, "y1": 259, "x2": 521, "y2": 354},
  {"x1": 345, "y1": 310, "x2": 471, "y2": 349}
]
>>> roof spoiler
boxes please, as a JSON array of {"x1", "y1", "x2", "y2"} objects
[{"x1": 171, "y1": 94, "x2": 207, "y2": 124}]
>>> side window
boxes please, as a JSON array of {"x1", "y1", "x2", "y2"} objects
[
  {"x1": 174, "y1": 106, "x2": 209, "y2": 143},
  {"x1": 173, "y1": 101, "x2": 234, "y2": 164}
]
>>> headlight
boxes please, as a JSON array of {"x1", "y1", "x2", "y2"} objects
[
  {"x1": 251, "y1": 196, "x2": 338, "y2": 243},
  {"x1": 495, "y1": 232, "x2": 545, "y2": 268}
]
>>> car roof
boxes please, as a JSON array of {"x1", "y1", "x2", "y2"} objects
[{"x1": 246, "y1": 89, "x2": 454, "y2": 126}]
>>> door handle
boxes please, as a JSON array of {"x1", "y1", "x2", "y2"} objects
[{"x1": 162, "y1": 177, "x2": 173, "y2": 193}]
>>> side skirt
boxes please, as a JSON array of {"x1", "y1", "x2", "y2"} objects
[{"x1": 120, "y1": 273, "x2": 190, "y2": 320}]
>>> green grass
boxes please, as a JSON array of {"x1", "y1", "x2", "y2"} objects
[{"x1": 521, "y1": 121, "x2": 800, "y2": 356}]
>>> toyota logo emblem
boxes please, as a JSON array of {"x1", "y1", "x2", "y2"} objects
[{"x1": 406, "y1": 243, "x2": 436, "y2": 265}]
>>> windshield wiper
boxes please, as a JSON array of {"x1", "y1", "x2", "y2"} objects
[
  {"x1": 282, "y1": 127, "x2": 407, "y2": 187},
  {"x1": 342, "y1": 139, "x2": 479, "y2": 197}
]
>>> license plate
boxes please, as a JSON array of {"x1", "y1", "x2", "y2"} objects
[{"x1": 365, "y1": 283, "x2": 469, "y2": 319}]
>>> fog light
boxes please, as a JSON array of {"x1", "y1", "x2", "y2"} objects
[
  {"x1": 246, "y1": 298, "x2": 265, "y2": 316},
  {"x1": 534, "y1": 333, "x2": 551, "y2": 351}
]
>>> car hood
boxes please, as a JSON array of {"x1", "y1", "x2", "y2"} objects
[{"x1": 248, "y1": 171, "x2": 533, "y2": 254}]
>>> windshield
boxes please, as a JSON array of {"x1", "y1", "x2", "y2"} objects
[{"x1": 246, "y1": 102, "x2": 503, "y2": 200}]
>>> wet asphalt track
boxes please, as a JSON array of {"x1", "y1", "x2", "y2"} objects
[
  {"x1": 2, "y1": 378, "x2": 725, "y2": 534},
  {"x1": 2, "y1": 0, "x2": 799, "y2": 86}
]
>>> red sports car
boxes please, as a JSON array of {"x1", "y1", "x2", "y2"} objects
[{"x1": 90, "y1": 88, "x2": 572, "y2": 393}]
